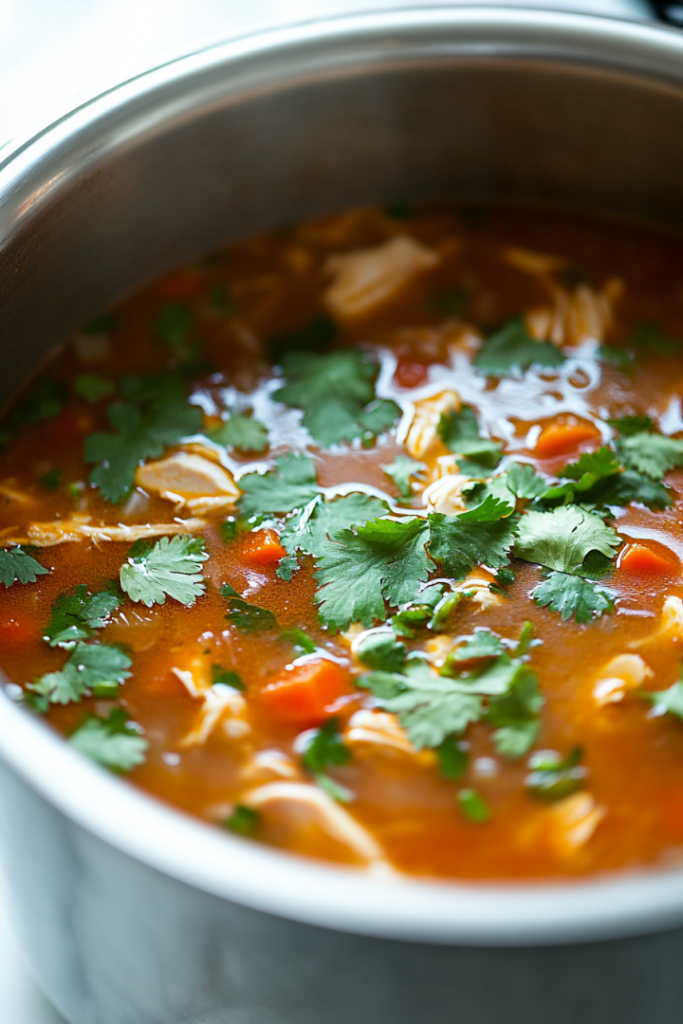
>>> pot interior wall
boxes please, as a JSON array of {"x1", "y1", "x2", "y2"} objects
[{"x1": 2, "y1": 52, "x2": 683, "y2": 407}]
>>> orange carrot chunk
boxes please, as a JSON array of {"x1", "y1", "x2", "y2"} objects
[
  {"x1": 535, "y1": 422, "x2": 600, "y2": 460},
  {"x1": 260, "y1": 659, "x2": 351, "y2": 726},
  {"x1": 619, "y1": 543, "x2": 678, "y2": 576},
  {"x1": 242, "y1": 528, "x2": 288, "y2": 569}
]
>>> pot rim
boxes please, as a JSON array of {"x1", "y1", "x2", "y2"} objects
[{"x1": 3, "y1": 5, "x2": 683, "y2": 947}]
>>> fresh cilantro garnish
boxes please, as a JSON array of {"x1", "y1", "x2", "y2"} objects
[
  {"x1": 279, "y1": 492, "x2": 388, "y2": 580},
  {"x1": 630, "y1": 322, "x2": 682, "y2": 357},
  {"x1": 315, "y1": 517, "x2": 431, "y2": 629},
  {"x1": 382, "y1": 455, "x2": 426, "y2": 500},
  {"x1": 69, "y1": 709, "x2": 147, "y2": 773},
  {"x1": 437, "y1": 407, "x2": 503, "y2": 468},
  {"x1": 615, "y1": 431, "x2": 683, "y2": 480},
  {"x1": 474, "y1": 318, "x2": 565, "y2": 376},
  {"x1": 28, "y1": 642, "x2": 132, "y2": 709},
  {"x1": 278, "y1": 628, "x2": 317, "y2": 654},
  {"x1": 83, "y1": 312, "x2": 117, "y2": 334},
  {"x1": 120, "y1": 535, "x2": 208, "y2": 607},
  {"x1": 391, "y1": 585, "x2": 446, "y2": 638},
  {"x1": 267, "y1": 315, "x2": 338, "y2": 364},
  {"x1": 0, "y1": 376, "x2": 66, "y2": 449},
  {"x1": 640, "y1": 671, "x2": 683, "y2": 721},
  {"x1": 541, "y1": 446, "x2": 671, "y2": 512},
  {"x1": 238, "y1": 453, "x2": 319, "y2": 517},
  {"x1": 505, "y1": 462, "x2": 548, "y2": 500},
  {"x1": 428, "y1": 497, "x2": 519, "y2": 578},
  {"x1": 208, "y1": 414, "x2": 269, "y2": 453},
  {"x1": 154, "y1": 302, "x2": 194, "y2": 358},
  {"x1": 301, "y1": 718, "x2": 351, "y2": 774},
  {"x1": 44, "y1": 584, "x2": 122, "y2": 647},
  {"x1": 357, "y1": 631, "x2": 407, "y2": 671},
  {"x1": 484, "y1": 664, "x2": 543, "y2": 758},
  {"x1": 514, "y1": 506, "x2": 620, "y2": 573},
  {"x1": 221, "y1": 585, "x2": 277, "y2": 633},
  {"x1": 526, "y1": 747, "x2": 586, "y2": 802},
  {"x1": 39, "y1": 469, "x2": 62, "y2": 492},
  {"x1": 211, "y1": 664, "x2": 245, "y2": 690},
  {"x1": 436, "y1": 736, "x2": 469, "y2": 779},
  {"x1": 224, "y1": 805, "x2": 260, "y2": 836},
  {"x1": 457, "y1": 789, "x2": 490, "y2": 824},
  {"x1": 608, "y1": 414, "x2": 654, "y2": 436},
  {"x1": 533, "y1": 571, "x2": 615, "y2": 624},
  {"x1": 74, "y1": 373, "x2": 115, "y2": 403},
  {"x1": 596, "y1": 345, "x2": 634, "y2": 369},
  {"x1": 448, "y1": 628, "x2": 504, "y2": 663},
  {"x1": 84, "y1": 372, "x2": 203, "y2": 502},
  {"x1": 0, "y1": 546, "x2": 48, "y2": 587},
  {"x1": 273, "y1": 350, "x2": 400, "y2": 446}
]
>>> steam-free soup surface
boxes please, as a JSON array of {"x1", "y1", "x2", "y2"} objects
[{"x1": 3, "y1": 203, "x2": 683, "y2": 880}]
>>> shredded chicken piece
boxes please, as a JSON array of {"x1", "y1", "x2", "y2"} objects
[
  {"x1": 422, "y1": 473, "x2": 471, "y2": 515},
  {"x1": 345, "y1": 709, "x2": 416, "y2": 755},
  {"x1": 296, "y1": 208, "x2": 377, "y2": 246},
  {"x1": 593, "y1": 654, "x2": 653, "y2": 706},
  {"x1": 239, "y1": 749, "x2": 301, "y2": 783},
  {"x1": 135, "y1": 453, "x2": 239, "y2": 515},
  {"x1": 453, "y1": 569, "x2": 502, "y2": 610},
  {"x1": 423, "y1": 634, "x2": 455, "y2": 670},
  {"x1": 0, "y1": 480, "x2": 34, "y2": 505},
  {"x1": 405, "y1": 390, "x2": 461, "y2": 459},
  {"x1": 0, "y1": 515, "x2": 208, "y2": 548},
  {"x1": 631, "y1": 595, "x2": 683, "y2": 649},
  {"x1": 324, "y1": 235, "x2": 438, "y2": 321},
  {"x1": 245, "y1": 781, "x2": 390, "y2": 870},
  {"x1": 172, "y1": 663, "x2": 250, "y2": 746},
  {"x1": 548, "y1": 792, "x2": 606, "y2": 855},
  {"x1": 503, "y1": 246, "x2": 567, "y2": 277}
]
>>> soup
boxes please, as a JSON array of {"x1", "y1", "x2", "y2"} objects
[{"x1": 2, "y1": 203, "x2": 683, "y2": 880}]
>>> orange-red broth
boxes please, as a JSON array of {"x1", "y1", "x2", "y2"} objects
[{"x1": 2, "y1": 204, "x2": 683, "y2": 879}]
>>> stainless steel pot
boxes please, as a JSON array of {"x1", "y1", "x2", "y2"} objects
[{"x1": 3, "y1": 8, "x2": 683, "y2": 1023}]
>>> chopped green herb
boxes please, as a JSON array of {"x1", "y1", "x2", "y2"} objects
[
  {"x1": 445, "y1": 628, "x2": 504, "y2": 666},
  {"x1": 120, "y1": 535, "x2": 208, "y2": 607},
  {"x1": 267, "y1": 315, "x2": 338, "y2": 364},
  {"x1": 44, "y1": 584, "x2": 122, "y2": 648},
  {"x1": 224, "y1": 804, "x2": 260, "y2": 836},
  {"x1": 211, "y1": 664, "x2": 245, "y2": 691},
  {"x1": 608, "y1": 414, "x2": 654, "y2": 437},
  {"x1": 84, "y1": 371, "x2": 202, "y2": 502},
  {"x1": 484, "y1": 667, "x2": 543, "y2": 758},
  {"x1": 28, "y1": 642, "x2": 132, "y2": 709},
  {"x1": 514, "y1": 506, "x2": 620, "y2": 574},
  {"x1": 154, "y1": 302, "x2": 193, "y2": 356},
  {"x1": 438, "y1": 407, "x2": 503, "y2": 468},
  {"x1": 640, "y1": 675, "x2": 683, "y2": 721},
  {"x1": 0, "y1": 546, "x2": 48, "y2": 587},
  {"x1": 314, "y1": 774, "x2": 354, "y2": 803},
  {"x1": 474, "y1": 318, "x2": 565, "y2": 376},
  {"x1": 526, "y1": 747, "x2": 586, "y2": 802},
  {"x1": 69, "y1": 709, "x2": 147, "y2": 772},
  {"x1": 615, "y1": 431, "x2": 683, "y2": 480},
  {"x1": 428, "y1": 497, "x2": 519, "y2": 579},
  {"x1": 39, "y1": 468, "x2": 62, "y2": 492},
  {"x1": 427, "y1": 589, "x2": 466, "y2": 630},
  {"x1": 533, "y1": 571, "x2": 615, "y2": 624},
  {"x1": 596, "y1": 345, "x2": 634, "y2": 370},
  {"x1": 357, "y1": 631, "x2": 407, "y2": 672},
  {"x1": 302, "y1": 718, "x2": 351, "y2": 774},
  {"x1": 382, "y1": 455, "x2": 426, "y2": 501},
  {"x1": 222, "y1": 586, "x2": 277, "y2": 633},
  {"x1": 208, "y1": 413, "x2": 269, "y2": 453},
  {"x1": 238, "y1": 453, "x2": 319, "y2": 517},
  {"x1": 391, "y1": 585, "x2": 445, "y2": 638},
  {"x1": 74, "y1": 373, "x2": 115, "y2": 403},
  {"x1": 457, "y1": 788, "x2": 491, "y2": 824},
  {"x1": 273, "y1": 350, "x2": 400, "y2": 447},
  {"x1": 437, "y1": 736, "x2": 469, "y2": 779},
  {"x1": 278, "y1": 628, "x2": 317, "y2": 654},
  {"x1": 505, "y1": 462, "x2": 548, "y2": 500},
  {"x1": 516, "y1": 621, "x2": 534, "y2": 657}
]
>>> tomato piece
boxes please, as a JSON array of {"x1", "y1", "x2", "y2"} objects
[
  {"x1": 534, "y1": 422, "x2": 600, "y2": 460},
  {"x1": 0, "y1": 616, "x2": 39, "y2": 650},
  {"x1": 242, "y1": 528, "x2": 287, "y2": 569},
  {"x1": 260, "y1": 659, "x2": 351, "y2": 726},
  {"x1": 618, "y1": 543, "x2": 678, "y2": 576}
]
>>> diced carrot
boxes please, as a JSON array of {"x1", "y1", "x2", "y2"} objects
[
  {"x1": 260, "y1": 659, "x2": 351, "y2": 726},
  {"x1": 618, "y1": 543, "x2": 678, "y2": 576},
  {"x1": 157, "y1": 270, "x2": 202, "y2": 300},
  {"x1": 534, "y1": 422, "x2": 600, "y2": 460},
  {"x1": 0, "y1": 616, "x2": 39, "y2": 650},
  {"x1": 242, "y1": 528, "x2": 287, "y2": 569}
]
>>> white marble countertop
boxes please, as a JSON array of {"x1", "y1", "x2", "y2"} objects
[{"x1": 0, "y1": 0, "x2": 654, "y2": 1020}]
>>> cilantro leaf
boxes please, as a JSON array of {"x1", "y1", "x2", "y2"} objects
[
  {"x1": 278, "y1": 628, "x2": 317, "y2": 654},
  {"x1": 595, "y1": 469, "x2": 672, "y2": 511},
  {"x1": 457, "y1": 789, "x2": 491, "y2": 823},
  {"x1": 224, "y1": 805, "x2": 260, "y2": 836},
  {"x1": 74, "y1": 373, "x2": 116, "y2": 403},
  {"x1": 615, "y1": 431, "x2": 683, "y2": 480},
  {"x1": 273, "y1": 350, "x2": 400, "y2": 446},
  {"x1": 238, "y1": 454, "x2": 319, "y2": 517},
  {"x1": 69, "y1": 709, "x2": 147, "y2": 772},
  {"x1": 514, "y1": 506, "x2": 620, "y2": 573},
  {"x1": 84, "y1": 372, "x2": 202, "y2": 502},
  {"x1": 44, "y1": 584, "x2": 122, "y2": 647},
  {"x1": 449, "y1": 628, "x2": 504, "y2": 662},
  {"x1": 0, "y1": 547, "x2": 48, "y2": 587},
  {"x1": 314, "y1": 517, "x2": 431, "y2": 629},
  {"x1": 211, "y1": 664, "x2": 245, "y2": 690},
  {"x1": 382, "y1": 455, "x2": 426, "y2": 500},
  {"x1": 608, "y1": 414, "x2": 654, "y2": 436},
  {"x1": 436, "y1": 736, "x2": 469, "y2": 779},
  {"x1": 28, "y1": 642, "x2": 132, "y2": 709},
  {"x1": 301, "y1": 718, "x2": 351, "y2": 774},
  {"x1": 526, "y1": 747, "x2": 586, "y2": 801},
  {"x1": 120, "y1": 535, "x2": 208, "y2": 607},
  {"x1": 533, "y1": 570, "x2": 615, "y2": 624},
  {"x1": 357, "y1": 631, "x2": 407, "y2": 671},
  {"x1": 485, "y1": 666, "x2": 543, "y2": 758},
  {"x1": 437, "y1": 407, "x2": 503, "y2": 467},
  {"x1": 641, "y1": 678, "x2": 683, "y2": 721},
  {"x1": 428, "y1": 498, "x2": 519, "y2": 578},
  {"x1": 279, "y1": 492, "x2": 388, "y2": 579},
  {"x1": 597, "y1": 345, "x2": 634, "y2": 369},
  {"x1": 474, "y1": 318, "x2": 565, "y2": 376},
  {"x1": 222, "y1": 586, "x2": 277, "y2": 633},
  {"x1": 506, "y1": 462, "x2": 548, "y2": 500},
  {"x1": 208, "y1": 414, "x2": 269, "y2": 453},
  {"x1": 154, "y1": 302, "x2": 193, "y2": 356}
]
